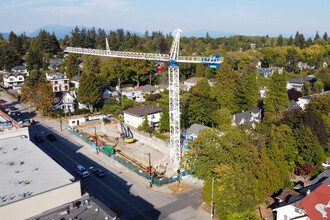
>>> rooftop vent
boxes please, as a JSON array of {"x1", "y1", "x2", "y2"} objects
[
  {"x1": 13, "y1": 147, "x2": 17, "y2": 151},
  {"x1": 19, "y1": 161, "x2": 24, "y2": 166},
  {"x1": 8, "y1": 161, "x2": 15, "y2": 166}
]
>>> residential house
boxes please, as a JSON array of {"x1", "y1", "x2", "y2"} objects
[
  {"x1": 179, "y1": 83, "x2": 189, "y2": 91},
  {"x1": 183, "y1": 77, "x2": 215, "y2": 90},
  {"x1": 298, "y1": 62, "x2": 311, "y2": 71},
  {"x1": 70, "y1": 75, "x2": 79, "y2": 88},
  {"x1": 208, "y1": 78, "x2": 216, "y2": 87},
  {"x1": 120, "y1": 85, "x2": 159, "y2": 103},
  {"x1": 288, "y1": 101, "x2": 302, "y2": 110},
  {"x1": 297, "y1": 91, "x2": 330, "y2": 110},
  {"x1": 53, "y1": 91, "x2": 77, "y2": 113},
  {"x1": 232, "y1": 107, "x2": 261, "y2": 128},
  {"x1": 258, "y1": 67, "x2": 283, "y2": 77},
  {"x1": 287, "y1": 75, "x2": 316, "y2": 91},
  {"x1": 273, "y1": 183, "x2": 330, "y2": 220},
  {"x1": 46, "y1": 72, "x2": 69, "y2": 93},
  {"x1": 182, "y1": 123, "x2": 211, "y2": 149},
  {"x1": 3, "y1": 72, "x2": 25, "y2": 90},
  {"x1": 48, "y1": 59, "x2": 62, "y2": 71},
  {"x1": 259, "y1": 86, "x2": 266, "y2": 98},
  {"x1": 256, "y1": 60, "x2": 262, "y2": 68},
  {"x1": 102, "y1": 86, "x2": 120, "y2": 103},
  {"x1": 323, "y1": 61, "x2": 328, "y2": 68},
  {"x1": 250, "y1": 43, "x2": 256, "y2": 49},
  {"x1": 11, "y1": 65, "x2": 29, "y2": 75},
  {"x1": 156, "y1": 84, "x2": 169, "y2": 92},
  {"x1": 183, "y1": 77, "x2": 202, "y2": 90},
  {"x1": 123, "y1": 105, "x2": 162, "y2": 129},
  {"x1": 121, "y1": 87, "x2": 142, "y2": 102}
]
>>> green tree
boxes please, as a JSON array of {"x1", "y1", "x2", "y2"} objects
[
  {"x1": 212, "y1": 62, "x2": 239, "y2": 113},
  {"x1": 159, "y1": 105, "x2": 170, "y2": 132},
  {"x1": 66, "y1": 53, "x2": 79, "y2": 79},
  {"x1": 312, "y1": 80, "x2": 324, "y2": 94},
  {"x1": 26, "y1": 48, "x2": 42, "y2": 71},
  {"x1": 314, "y1": 31, "x2": 320, "y2": 41},
  {"x1": 212, "y1": 107, "x2": 232, "y2": 130},
  {"x1": 263, "y1": 70, "x2": 289, "y2": 122},
  {"x1": 294, "y1": 126, "x2": 326, "y2": 165},
  {"x1": 77, "y1": 55, "x2": 102, "y2": 112},
  {"x1": 306, "y1": 93, "x2": 330, "y2": 116},
  {"x1": 323, "y1": 32, "x2": 328, "y2": 41},
  {"x1": 141, "y1": 112, "x2": 153, "y2": 133},
  {"x1": 316, "y1": 68, "x2": 330, "y2": 90},
  {"x1": 276, "y1": 34, "x2": 283, "y2": 46},
  {"x1": 302, "y1": 81, "x2": 311, "y2": 96},
  {"x1": 20, "y1": 69, "x2": 44, "y2": 103},
  {"x1": 101, "y1": 98, "x2": 123, "y2": 115},
  {"x1": 196, "y1": 63, "x2": 205, "y2": 77},
  {"x1": 34, "y1": 81, "x2": 55, "y2": 113}
]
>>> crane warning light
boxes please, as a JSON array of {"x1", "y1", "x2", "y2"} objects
[{"x1": 157, "y1": 66, "x2": 163, "y2": 71}]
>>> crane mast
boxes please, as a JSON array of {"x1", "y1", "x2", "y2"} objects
[{"x1": 64, "y1": 29, "x2": 223, "y2": 168}]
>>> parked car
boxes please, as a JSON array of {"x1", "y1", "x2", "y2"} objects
[
  {"x1": 0, "y1": 99, "x2": 6, "y2": 103},
  {"x1": 9, "y1": 106, "x2": 18, "y2": 111},
  {"x1": 34, "y1": 134, "x2": 44, "y2": 143},
  {"x1": 93, "y1": 168, "x2": 106, "y2": 177},
  {"x1": 46, "y1": 134, "x2": 57, "y2": 142},
  {"x1": 16, "y1": 118, "x2": 23, "y2": 124},
  {"x1": 322, "y1": 161, "x2": 330, "y2": 168},
  {"x1": 75, "y1": 165, "x2": 90, "y2": 177}
]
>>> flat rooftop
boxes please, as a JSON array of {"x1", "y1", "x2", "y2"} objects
[
  {"x1": 28, "y1": 195, "x2": 120, "y2": 220},
  {"x1": 0, "y1": 135, "x2": 74, "y2": 205}
]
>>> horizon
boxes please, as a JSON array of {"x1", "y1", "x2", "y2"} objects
[{"x1": 1, "y1": 0, "x2": 329, "y2": 37}]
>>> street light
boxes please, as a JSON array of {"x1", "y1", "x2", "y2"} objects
[
  {"x1": 211, "y1": 176, "x2": 214, "y2": 220},
  {"x1": 94, "y1": 126, "x2": 99, "y2": 154}
]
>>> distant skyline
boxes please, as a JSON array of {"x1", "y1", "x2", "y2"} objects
[{"x1": 1, "y1": 0, "x2": 329, "y2": 36}]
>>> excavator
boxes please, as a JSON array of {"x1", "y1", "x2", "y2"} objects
[{"x1": 120, "y1": 121, "x2": 134, "y2": 143}]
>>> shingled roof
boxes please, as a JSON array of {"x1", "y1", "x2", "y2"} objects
[{"x1": 123, "y1": 105, "x2": 161, "y2": 117}]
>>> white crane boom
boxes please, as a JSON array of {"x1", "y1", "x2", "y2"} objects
[{"x1": 64, "y1": 29, "x2": 223, "y2": 168}]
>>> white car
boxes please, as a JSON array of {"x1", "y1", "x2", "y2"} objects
[{"x1": 322, "y1": 161, "x2": 330, "y2": 168}]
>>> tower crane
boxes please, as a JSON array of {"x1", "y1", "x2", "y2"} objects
[{"x1": 64, "y1": 29, "x2": 224, "y2": 168}]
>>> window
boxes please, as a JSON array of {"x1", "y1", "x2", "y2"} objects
[
  {"x1": 9, "y1": 78, "x2": 14, "y2": 81},
  {"x1": 54, "y1": 81, "x2": 58, "y2": 84},
  {"x1": 54, "y1": 86, "x2": 58, "y2": 92},
  {"x1": 18, "y1": 77, "x2": 23, "y2": 81},
  {"x1": 295, "y1": 208, "x2": 302, "y2": 214}
]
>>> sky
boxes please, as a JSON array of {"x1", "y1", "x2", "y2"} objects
[{"x1": 0, "y1": 0, "x2": 329, "y2": 36}]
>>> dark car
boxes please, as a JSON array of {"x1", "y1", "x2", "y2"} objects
[
  {"x1": 34, "y1": 134, "x2": 44, "y2": 143},
  {"x1": 93, "y1": 168, "x2": 106, "y2": 177},
  {"x1": 0, "y1": 99, "x2": 6, "y2": 103},
  {"x1": 9, "y1": 106, "x2": 18, "y2": 111},
  {"x1": 15, "y1": 111, "x2": 22, "y2": 116},
  {"x1": 46, "y1": 134, "x2": 57, "y2": 142}
]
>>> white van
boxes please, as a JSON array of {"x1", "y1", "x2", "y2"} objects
[{"x1": 75, "y1": 165, "x2": 89, "y2": 177}]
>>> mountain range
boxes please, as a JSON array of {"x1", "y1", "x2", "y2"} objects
[{"x1": 0, "y1": 24, "x2": 315, "y2": 40}]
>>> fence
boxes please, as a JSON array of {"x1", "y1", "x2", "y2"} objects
[{"x1": 66, "y1": 126, "x2": 181, "y2": 186}]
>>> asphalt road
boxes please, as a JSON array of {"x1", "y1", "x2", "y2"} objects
[{"x1": 1, "y1": 92, "x2": 204, "y2": 220}]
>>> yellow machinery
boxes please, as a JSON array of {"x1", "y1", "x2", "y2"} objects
[{"x1": 120, "y1": 122, "x2": 134, "y2": 143}]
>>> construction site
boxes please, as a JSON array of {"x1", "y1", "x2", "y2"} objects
[{"x1": 67, "y1": 114, "x2": 181, "y2": 184}]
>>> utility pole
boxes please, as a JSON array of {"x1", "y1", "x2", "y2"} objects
[
  {"x1": 147, "y1": 153, "x2": 152, "y2": 187},
  {"x1": 59, "y1": 117, "x2": 62, "y2": 131},
  {"x1": 94, "y1": 126, "x2": 99, "y2": 154},
  {"x1": 211, "y1": 176, "x2": 214, "y2": 220}
]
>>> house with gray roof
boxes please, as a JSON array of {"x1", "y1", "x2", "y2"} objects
[
  {"x1": 123, "y1": 105, "x2": 162, "y2": 129},
  {"x1": 70, "y1": 75, "x2": 79, "y2": 88},
  {"x1": 11, "y1": 65, "x2": 29, "y2": 75},
  {"x1": 48, "y1": 59, "x2": 62, "y2": 71},
  {"x1": 297, "y1": 90, "x2": 330, "y2": 110},
  {"x1": 232, "y1": 107, "x2": 261, "y2": 128},
  {"x1": 287, "y1": 75, "x2": 316, "y2": 92},
  {"x1": 258, "y1": 67, "x2": 283, "y2": 77},
  {"x1": 183, "y1": 123, "x2": 210, "y2": 149}
]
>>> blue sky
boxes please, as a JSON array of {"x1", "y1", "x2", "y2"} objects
[{"x1": 0, "y1": 0, "x2": 329, "y2": 36}]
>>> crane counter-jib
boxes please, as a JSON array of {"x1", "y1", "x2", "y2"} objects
[{"x1": 64, "y1": 47, "x2": 223, "y2": 64}]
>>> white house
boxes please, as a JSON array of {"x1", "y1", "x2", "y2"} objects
[
  {"x1": 323, "y1": 61, "x2": 328, "y2": 68},
  {"x1": 121, "y1": 87, "x2": 143, "y2": 102},
  {"x1": 102, "y1": 86, "x2": 120, "y2": 103},
  {"x1": 297, "y1": 91, "x2": 330, "y2": 110},
  {"x1": 287, "y1": 75, "x2": 316, "y2": 91},
  {"x1": 123, "y1": 105, "x2": 162, "y2": 129},
  {"x1": 46, "y1": 72, "x2": 69, "y2": 93},
  {"x1": 3, "y1": 72, "x2": 25, "y2": 89},
  {"x1": 259, "y1": 86, "x2": 266, "y2": 98},
  {"x1": 53, "y1": 92, "x2": 76, "y2": 113}
]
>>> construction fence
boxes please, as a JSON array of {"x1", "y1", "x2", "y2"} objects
[{"x1": 67, "y1": 126, "x2": 182, "y2": 186}]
